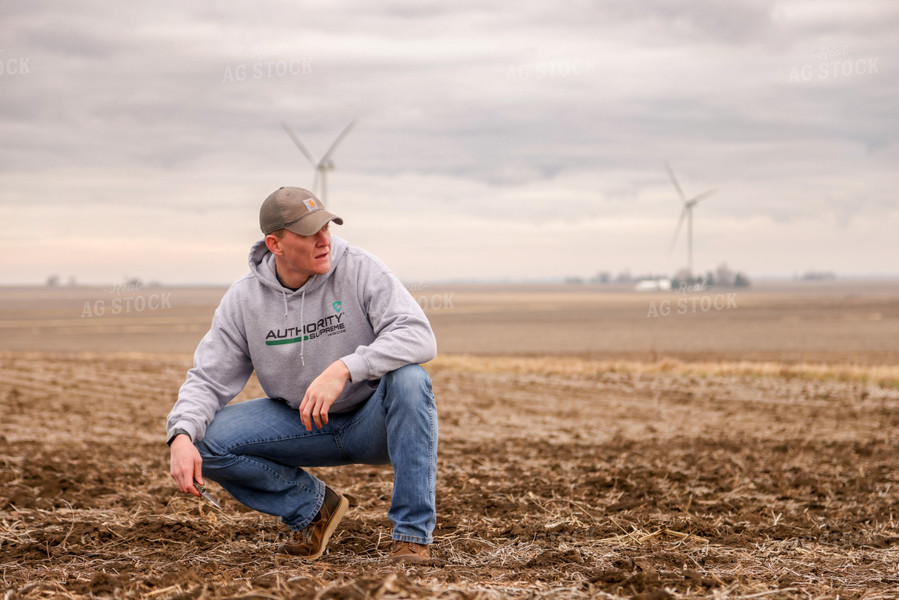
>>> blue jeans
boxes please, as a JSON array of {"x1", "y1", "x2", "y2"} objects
[{"x1": 195, "y1": 364, "x2": 437, "y2": 545}]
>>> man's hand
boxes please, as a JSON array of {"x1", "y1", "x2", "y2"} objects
[
  {"x1": 300, "y1": 360, "x2": 350, "y2": 431},
  {"x1": 170, "y1": 434, "x2": 203, "y2": 497}
]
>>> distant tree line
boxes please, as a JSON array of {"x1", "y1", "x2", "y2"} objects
[{"x1": 567, "y1": 262, "x2": 750, "y2": 288}]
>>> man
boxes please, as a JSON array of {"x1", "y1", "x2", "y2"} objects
[{"x1": 167, "y1": 186, "x2": 437, "y2": 563}]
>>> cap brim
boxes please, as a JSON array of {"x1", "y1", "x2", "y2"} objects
[{"x1": 283, "y1": 210, "x2": 343, "y2": 237}]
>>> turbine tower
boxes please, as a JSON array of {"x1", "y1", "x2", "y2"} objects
[
  {"x1": 666, "y1": 161, "x2": 716, "y2": 277},
  {"x1": 280, "y1": 120, "x2": 356, "y2": 205}
]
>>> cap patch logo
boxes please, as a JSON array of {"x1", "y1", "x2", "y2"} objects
[{"x1": 303, "y1": 198, "x2": 321, "y2": 212}]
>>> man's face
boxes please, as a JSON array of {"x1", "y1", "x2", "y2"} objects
[{"x1": 271, "y1": 225, "x2": 332, "y2": 283}]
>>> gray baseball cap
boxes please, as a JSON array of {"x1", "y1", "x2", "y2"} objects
[{"x1": 260, "y1": 187, "x2": 343, "y2": 236}]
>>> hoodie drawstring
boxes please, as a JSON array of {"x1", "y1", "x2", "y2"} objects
[
  {"x1": 281, "y1": 289, "x2": 306, "y2": 366},
  {"x1": 299, "y1": 290, "x2": 306, "y2": 366}
]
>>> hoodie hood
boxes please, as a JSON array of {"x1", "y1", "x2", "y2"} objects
[{"x1": 249, "y1": 234, "x2": 350, "y2": 295}]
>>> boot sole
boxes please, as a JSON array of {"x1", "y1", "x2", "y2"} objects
[
  {"x1": 389, "y1": 552, "x2": 430, "y2": 563},
  {"x1": 304, "y1": 493, "x2": 349, "y2": 561}
]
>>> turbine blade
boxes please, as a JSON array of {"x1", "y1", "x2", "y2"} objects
[
  {"x1": 665, "y1": 161, "x2": 687, "y2": 204},
  {"x1": 668, "y1": 207, "x2": 688, "y2": 254},
  {"x1": 280, "y1": 121, "x2": 318, "y2": 165},
  {"x1": 320, "y1": 120, "x2": 357, "y2": 165},
  {"x1": 688, "y1": 188, "x2": 717, "y2": 206}
]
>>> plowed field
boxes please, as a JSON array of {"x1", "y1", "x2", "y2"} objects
[{"x1": 1, "y1": 282, "x2": 898, "y2": 598}]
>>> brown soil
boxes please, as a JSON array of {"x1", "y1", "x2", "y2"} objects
[{"x1": 2, "y1": 351, "x2": 899, "y2": 599}]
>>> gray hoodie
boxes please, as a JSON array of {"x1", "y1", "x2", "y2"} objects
[{"x1": 166, "y1": 234, "x2": 437, "y2": 443}]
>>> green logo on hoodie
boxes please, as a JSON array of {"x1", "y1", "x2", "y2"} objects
[{"x1": 332, "y1": 300, "x2": 342, "y2": 313}]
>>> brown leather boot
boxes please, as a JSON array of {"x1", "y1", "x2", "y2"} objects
[
  {"x1": 278, "y1": 486, "x2": 348, "y2": 560},
  {"x1": 389, "y1": 540, "x2": 430, "y2": 563}
]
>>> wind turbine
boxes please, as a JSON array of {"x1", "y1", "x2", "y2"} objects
[
  {"x1": 280, "y1": 120, "x2": 357, "y2": 205},
  {"x1": 666, "y1": 161, "x2": 717, "y2": 277}
]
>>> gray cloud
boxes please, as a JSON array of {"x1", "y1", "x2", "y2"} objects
[{"x1": 0, "y1": 0, "x2": 896, "y2": 282}]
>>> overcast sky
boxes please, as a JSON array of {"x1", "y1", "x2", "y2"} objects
[{"x1": 1, "y1": 0, "x2": 896, "y2": 285}]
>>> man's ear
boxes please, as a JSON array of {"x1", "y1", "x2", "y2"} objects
[{"x1": 264, "y1": 234, "x2": 282, "y2": 256}]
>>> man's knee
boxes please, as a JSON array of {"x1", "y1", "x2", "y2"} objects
[
  {"x1": 385, "y1": 364, "x2": 431, "y2": 392},
  {"x1": 194, "y1": 436, "x2": 220, "y2": 461},
  {"x1": 195, "y1": 414, "x2": 236, "y2": 459},
  {"x1": 381, "y1": 365, "x2": 433, "y2": 407}
]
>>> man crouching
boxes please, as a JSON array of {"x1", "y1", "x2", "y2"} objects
[{"x1": 167, "y1": 187, "x2": 437, "y2": 563}]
